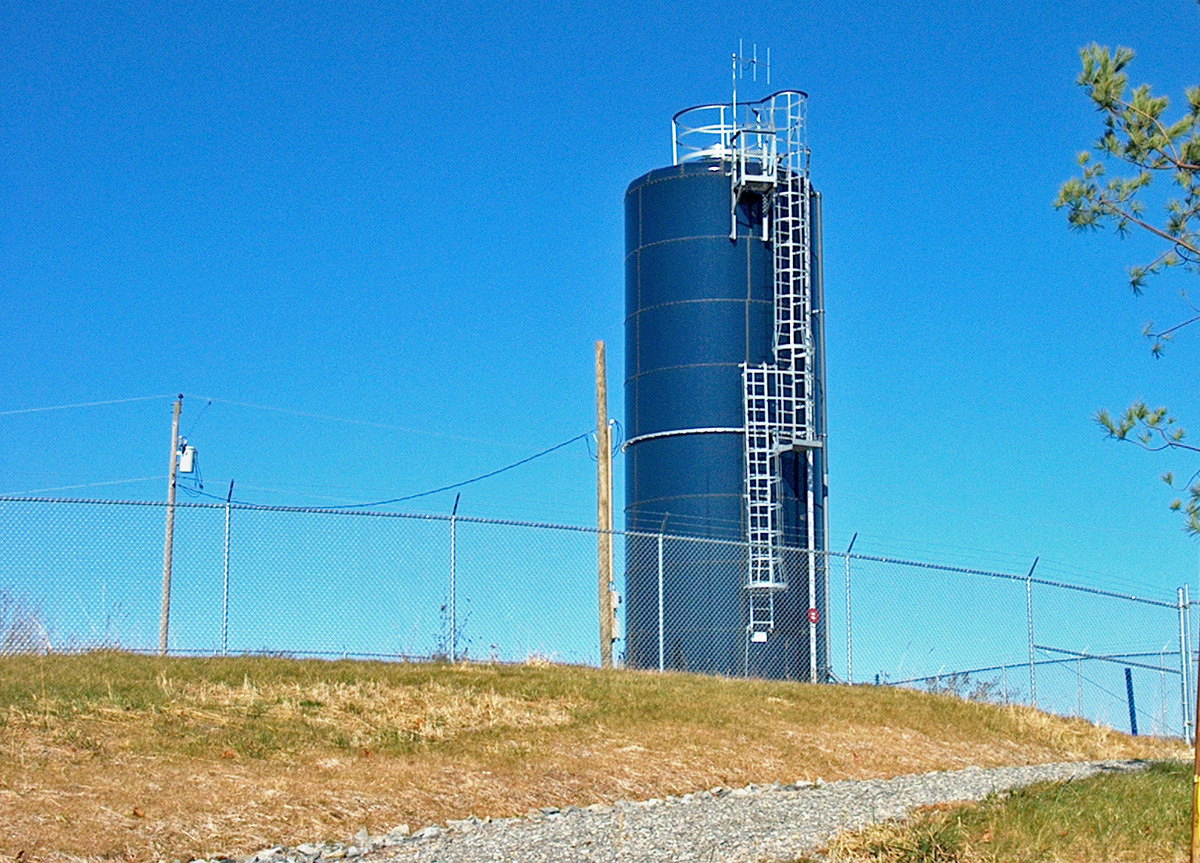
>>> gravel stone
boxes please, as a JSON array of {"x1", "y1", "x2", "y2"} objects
[
  {"x1": 354, "y1": 760, "x2": 1147, "y2": 863},
  {"x1": 225, "y1": 760, "x2": 1147, "y2": 863}
]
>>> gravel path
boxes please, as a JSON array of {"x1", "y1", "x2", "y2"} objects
[{"x1": 225, "y1": 760, "x2": 1146, "y2": 863}]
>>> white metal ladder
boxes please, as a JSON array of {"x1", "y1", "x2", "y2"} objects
[
  {"x1": 742, "y1": 365, "x2": 778, "y2": 591},
  {"x1": 740, "y1": 92, "x2": 816, "y2": 639}
]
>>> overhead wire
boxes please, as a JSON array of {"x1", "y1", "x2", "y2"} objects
[
  {"x1": 325, "y1": 431, "x2": 591, "y2": 509},
  {"x1": 1, "y1": 391, "x2": 531, "y2": 452},
  {"x1": 183, "y1": 398, "x2": 213, "y2": 437},
  {"x1": 184, "y1": 431, "x2": 592, "y2": 510},
  {"x1": 585, "y1": 420, "x2": 623, "y2": 462},
  {"x1": 186, "y1": 394, "x2": 523, "y2": 449},
  {"x1": 0, "y1": 395, "x2": 175, "y2": 417},
  {"x1": 177, "y1": 458, "x2": 204, "y2": 494},
  {"x1": 227, "y1": 485, "x2": 378, "y2": 505},
  {"x1": 1, "y1": 476, "x2": 167, "y2": 495},
  {"x1": 610, "y1": 419, "x2": 625, "y2": 450},
  {"x1": 4, "y1": 397, "x2": 1167, "y2": 593}
]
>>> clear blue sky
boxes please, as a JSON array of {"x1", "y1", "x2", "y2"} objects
[{"x1": 3, "y1": 0, "x2": 1199, "y2": 601}]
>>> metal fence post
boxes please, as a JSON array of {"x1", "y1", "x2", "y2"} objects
[
  {"x1": 450, "y1": 494, "x2": 460, "y2": 662},
  {"x1": 1125, "y1": 667, "x2": 1138, "y2": 736},
  {"x1": 222, "y1": 481, "x2": 234, "y2": 656},
  {"x1": 1161, "y1": 646, "x2": 1169, "y2": 736},
  {"x1": 1076, "y1": 658, "x2": 1082, "y2": 717},
  {"x1": 657, "y1": 532, "x2": 664, "y2": 672},
  {"x1": 1181, "y1": 586, "x2": 1193, "y2": 741},
  {"x1": 808, "y1": 541, "x2": 818, "y2": 684},
  {"x1": 1187, "y1": 584, "x2": 1194, "y2": 741},
  {"x1": 845, "y1": 534, "x2": 856, "y2": 685},
  {"x1": 1026, "y1": 557, "x2": 1039, "y2": 708}
]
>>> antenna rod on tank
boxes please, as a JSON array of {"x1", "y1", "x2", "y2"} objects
[
  {"x1": 732, "y1": 46, "x2": 738, "y2": 116},
  {"x1": 733, "y1": 40, "x2": 772, "y2": 106}
]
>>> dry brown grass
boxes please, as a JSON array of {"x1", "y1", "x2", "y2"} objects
[{"x1": 0, "y1": 653, "x2": 1184, "y2": 863}]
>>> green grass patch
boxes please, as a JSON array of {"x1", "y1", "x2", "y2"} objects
[{"x1": 818, "y1": 760, "x2": 1190, "y2": 862}]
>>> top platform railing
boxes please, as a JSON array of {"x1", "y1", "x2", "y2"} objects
[{"x1": 672, "y1": 90, "x2": 809, "y2": 175}]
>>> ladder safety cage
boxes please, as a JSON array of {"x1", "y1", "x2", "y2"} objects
[
  {"x1": 673, "y1": 90, "x2": 819, "y2": 650},
  {"x1": 737, "y1": 93, "x2": 816, "y2": 636}
]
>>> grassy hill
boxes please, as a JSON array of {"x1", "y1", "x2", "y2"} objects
[{"x1": 0, "y1": 652, "x2": 1185, "y2": 862}]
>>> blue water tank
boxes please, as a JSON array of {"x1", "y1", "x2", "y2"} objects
[{"x1": 624, "y1": 159, "x2": 820, "y2": 678}]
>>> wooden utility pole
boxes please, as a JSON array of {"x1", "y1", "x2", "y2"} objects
[
  {"x1": 159, "y1": 394, "x2": 182, "y2": 656},
  {"x1": 596, "y1": 342, "x2": 614, "y2": 669}
]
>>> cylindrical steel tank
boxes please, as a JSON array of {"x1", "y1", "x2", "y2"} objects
[{"x1": 624, "y1": 158, "x2": 816, "y2": 678}]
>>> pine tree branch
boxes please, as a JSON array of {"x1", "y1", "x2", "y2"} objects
[
  {"x1": 1096, "y1": 198, "x2": 1200, "y2": 257},
  {"x1": 1149, "y1": 312, "x2": 1200, "y2": 341},
  {"x1": 1108, "y1": 95, "x2": 1200, "y2": 170}
]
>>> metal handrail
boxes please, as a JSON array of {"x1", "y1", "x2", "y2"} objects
[{"x1": 672, "y1": 90, "x2": 808, "y2": 167}]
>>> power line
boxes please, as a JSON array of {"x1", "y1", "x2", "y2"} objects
[
  {"x1": 189, "y1": 431, "x2": 592, "y2": 509},
  {"x1": 0, "y1": 476, "x2": 166, "y2": 495},
  {"x1": 0, "y1": 391, "x2": 532, "y2": 452},
  {"x1": 324, "y1": 431, "x2": 593, "y2": 509},
  {"x1": 186, "y1": 394, "x2": 523, "y2": 449},
  {"x1": 184, "y1": 398, "x2": 213, "y2": 437},
  {"x1": 0, "y1": 395, "x2": 175, "y2": 417}
]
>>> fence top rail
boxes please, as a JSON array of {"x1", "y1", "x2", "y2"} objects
[
  {"x1": 0, "y1": 495, "x2": 1177, "y2": 606},
  {"x1": 884, "y1": 650, "x2": 1184, "y2": 687},
  {"x1": 1033, "y1": 644, "x2": 1182, "y2": 673},
  {"x1": 840, "y1": 551, "x2": 1178, "y2": 609},
  {"x1": 0, "y1": 494, "x2": 451, "y2": 521},
  {"x1": 623, "y1": 529, "x2": 752, "y2": 549},
  {"x1": 0, "y1": 494, "x2": 759, "y2": 546},
  {"x1": 0, "y1": 494, "x2": 734, "y2": 541},
  {"x1": 0, "y1": 494, "x2": 604, "y2": 533}
]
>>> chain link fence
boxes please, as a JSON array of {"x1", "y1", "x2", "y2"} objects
[
  {"x1": 0, "y1": 497, "x2": 609, "y2": 663},
  {"x1": 836, "y1": 552, "x2": 1193, "y2": 738},
  {"x1": 0, "y1": 496, "x2": 1194, "y2": 738}
]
